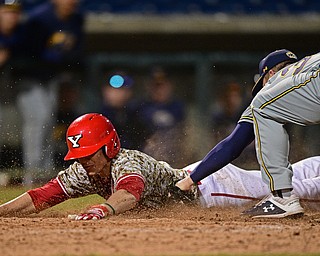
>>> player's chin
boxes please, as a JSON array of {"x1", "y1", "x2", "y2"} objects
[{"x1": 87, "y1": 169, "x2": 98, "y2": 176}]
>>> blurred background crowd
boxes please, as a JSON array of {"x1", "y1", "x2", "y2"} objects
[{"x1": 0, "y1": 0, "x2": 319, "y2": 185}]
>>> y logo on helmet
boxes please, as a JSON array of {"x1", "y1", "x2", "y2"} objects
[{"x1": 67, "y1": 134, "x2": 83, "y2": 148}]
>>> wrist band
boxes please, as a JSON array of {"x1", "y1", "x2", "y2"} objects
[{"x1": 103, "y1": 202, "x2": 116, "y2": 215}]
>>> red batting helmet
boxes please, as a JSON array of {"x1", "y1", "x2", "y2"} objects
[{"x1": 64, "y1": 113, "x2": 120, "y2": 161}]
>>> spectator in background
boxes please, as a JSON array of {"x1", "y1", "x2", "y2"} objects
[
  {"x1": 52, "y1": 74, "x2": 81, "y2": 169},
  {"x1": 101, "y1": 71, "x2": 147, "y2": 150},
  {"x1": 16, "y1": 0, "x2": 84, "y2": 185},
  {"x1": 0, "y1": 0, "x2": 22, "y2": 106},
  {"x1": 0, "y1": 0, "x2": 25, "y2": 168},
  {"x1": 0, "y1": 0, "x2": 24, "y2": 101},
  {"x1": 211, "y1": 82, "x2": 247, "y2": 141},
  {"x1": 139, "y1": 67, "x2": 186, "y2": 167},
  {"x1": 0, "y1": 0, "x2": 23, "y2": 68},
  {"x1": 210, "y1": 81, "x2": 254, "y2": 167}
]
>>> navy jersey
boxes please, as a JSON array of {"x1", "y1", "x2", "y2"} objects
[
  {"x1": 22, "y1": 2, "x2": 84, "y2": 80},
  {"x1": 0, "y1": 23, "x2": 25, "y2": 58},
  {"x1": 25, "y1": 2, "x2": 84, "y2": 63}
]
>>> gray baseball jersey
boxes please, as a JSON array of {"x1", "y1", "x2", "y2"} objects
[{"x1": 251, "y1": 52, "x2": 320, "y2": 191}]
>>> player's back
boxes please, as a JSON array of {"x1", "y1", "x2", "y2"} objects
[
  {"x1": 112, "y1": 149, "x2": 197, "y2": 207},
  {"x1": 254, "y1": 51, "x2": 320, "y2": 125},
  {"x1": 276, "y1": 52, "x2": 320, "y2": 79}
]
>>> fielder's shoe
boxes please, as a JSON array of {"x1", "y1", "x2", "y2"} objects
[{"x1": 242, "y1": 193, "x2": 304, "y2": 219}]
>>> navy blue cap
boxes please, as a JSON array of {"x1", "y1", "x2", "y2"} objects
[{"x1": 252, "y1": 49, "x2": 298, "y2": 97}]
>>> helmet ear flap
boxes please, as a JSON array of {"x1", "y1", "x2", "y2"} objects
[{"x1": 104, "y1": 132, "x2": 121, "y2": 159}]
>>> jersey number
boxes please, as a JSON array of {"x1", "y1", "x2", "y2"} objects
[{"x1": 281, "y1": 56, "x2": 312, "y2": 76}]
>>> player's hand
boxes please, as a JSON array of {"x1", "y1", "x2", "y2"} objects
[
  {"x1": 175, "y1": 176, "x2": 194, "y2": 191},
  {"x1": 71, "y1": 205, "x2": 108, "y2": 221}
]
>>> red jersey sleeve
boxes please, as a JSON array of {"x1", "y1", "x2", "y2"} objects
[
  {"x1": 27, "y1": 178, "x2": 69, "y2": 212},
  {"x1": 115, "y1": 174, "x2": 145, "y2": 201}
]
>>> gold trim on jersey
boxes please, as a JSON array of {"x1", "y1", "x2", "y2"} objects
[
  {"x1": 239, "y1": 116, "x2": 253, "y2": 122},
  {"x1": 251, "y1": 106, "x2": 275, "y2": 191},
  {"x1": 259, "y1": 69, "x2": 320, "y2": 110}
]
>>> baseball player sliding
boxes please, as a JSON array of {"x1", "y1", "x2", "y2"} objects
[{"x1": 0, "y1": 113, "x2": 320, "y2": 220}]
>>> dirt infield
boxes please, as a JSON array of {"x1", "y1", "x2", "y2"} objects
[{"x1": 0, "y1": 204, "x2": 320, "y2": 256}]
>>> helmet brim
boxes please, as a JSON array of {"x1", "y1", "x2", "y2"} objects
[{"x1": 64, "y1": 144, "x2": 102, "y2": 161}]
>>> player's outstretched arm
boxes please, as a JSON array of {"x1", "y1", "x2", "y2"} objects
[
  {"x1": 0, "y1": 192, "x2": 37, "y2": 217},
  {"x1": 70, "y1": 189, "x2": 137, "y2": 220},
  {"x1": 0, "y1": 178, "x2": 70, "y2": 217},
  {"x1": 176, "y1": 122, "x2": 254, "y2": 191},
  {"x1": 70, "y1": 173, "x2": 144, "y2": 220}
]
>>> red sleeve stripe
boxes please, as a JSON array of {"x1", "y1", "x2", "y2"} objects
[
  {"x1": 115, "y1": 174, "x2": 145, "y2": 201},
  {"x1": 211, "y1": 193, "x2": 258, "y2": 200},
  {"x1": 27, "y1": 178, "x2": 69, "y2": 212},
  {"x1": 116, "y1": 173, "x2": 145, "y2": 185}
]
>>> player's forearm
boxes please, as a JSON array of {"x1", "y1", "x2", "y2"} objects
[
  {"x1": 104, "y1": 189, "x2": 137, "y2": 215},
  {"x1": 0, "y1": 192, "x2": 37, "y2": 217},
  {"x1": 69, "y1": 190, "x2": 138, "y2": 221}
]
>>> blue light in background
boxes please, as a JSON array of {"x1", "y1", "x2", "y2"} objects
[{"x1": 109, "y1": 75, "x2": 124, "y2": 88}]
